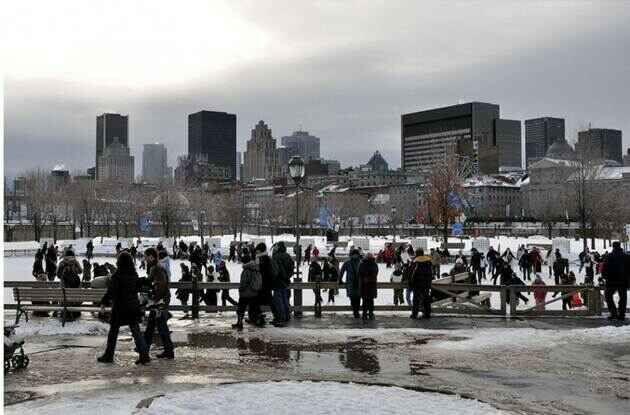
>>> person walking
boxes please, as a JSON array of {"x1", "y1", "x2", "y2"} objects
[
  {"x1": 602, "y1": 241, "x2": 628, "y2": 321},
  {"x1": 431, "y1": 248, "x2": 441, "y2": 279},
  {"x1": 470, "y1": 248, "x2": 483, "y2": 284},
  {"x1": 217, "y1": 261, "x2": 238, "y2": 308},
  {"x1": 143, "y1": 247, "x2": 174, "y2": 360},
  {"x1": 552, "y1": 250, "x2": 564, "y2": 297},
  {"x1": 358, "y1": 252, "x2": 378, "y2": 320},
  {"x1": 308, "y1": 256, "x2": 324, "y2": 316},
  {"x1": 518, "y1": 248, "x2": 532, "y2": 281},
  {"x1": 340, "y1": 249, "x2": 362, "y2": 318},
  {"x1": 253, "y1": 242, "x2": 278, "y2": 325},
  {"x1": 322, "y1": 257, "x2": 339, "y2": 305},
  {"x1": 97, "y1": 251, "x2": 150, "y2": 365},
  {"x1": 410, "y1": 248, "x2": 433, "y2": 319},
  {"x1": 86, "y1": 239, "x2": 94, "y2": 261},
  {"x1": 232, "y1": 252, "x2": 262, "y2": 330},
  {"x1": 304, "y1": 244, "x2": 312, "y2": 265}
]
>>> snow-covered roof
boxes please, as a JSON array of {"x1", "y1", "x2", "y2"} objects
[{"x1": 463, "y1": 175, "x2": 520, "y2": 188}]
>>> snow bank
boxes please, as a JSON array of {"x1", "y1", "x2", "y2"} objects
[
  {"x1": 138, "y1": 381, "x2": 505, "y2": 415},
  {"x1": 432, "y1": 324, "x2": 630, "y2": 351},
  {"x1": 7, "y1": 319, "x2": 110, "y2": 337}
]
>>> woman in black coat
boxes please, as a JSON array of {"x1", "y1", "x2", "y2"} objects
[{"x1": 97, "y1": 251, "x2": 150, "y2": 365}]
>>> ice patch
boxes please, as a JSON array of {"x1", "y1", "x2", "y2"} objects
[
  {"x1": 137, "y1": 381, "x2": 506, "y2": 415},
  {"x1": 6, "y1": 319, "x2": 110, "y2": 337},
  {"x1": 432, "y1": 324, "x2": 630, "y2": 351}
]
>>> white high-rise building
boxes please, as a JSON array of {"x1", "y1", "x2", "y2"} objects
[{"x1": 142, "y1": 143, "x2": 169, "y2": 183}]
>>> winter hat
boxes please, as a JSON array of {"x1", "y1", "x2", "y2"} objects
[
  {"x1": 255, "y1": 242, "x2": 267, "y2": 255},
  {"x1": 64, "y1": 248, "x2": 75, "y2": 257},
  {"x1": 242, "y1": 252, "x2": 252, "y2": 263}
]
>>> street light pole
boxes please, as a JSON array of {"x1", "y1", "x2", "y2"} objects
[{"x1": 289, "y1": 156, "x2": 306, "y2": 318}]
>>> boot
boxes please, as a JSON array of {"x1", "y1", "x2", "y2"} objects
[
  {"x1": 97, "y1": 355, "x2": 113, "y2": 363},
  {"x1": 135, "y1": 354, "x2": 151, "y2": 365},
  {"x1": 232, "y1": 316, "x2": 244, "y2": 330},
  {"x1": 156, "y1": 351, "x2": 174, "y2": 359}
]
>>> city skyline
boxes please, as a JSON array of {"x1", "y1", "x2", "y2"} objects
[{"x1": 4, "y1": 1, "x2": 630, "y2": 177}]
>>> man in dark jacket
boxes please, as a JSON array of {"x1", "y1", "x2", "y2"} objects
[
  {"x1": 340, "y1": 249, "x2": 362, "y2": 318},
  {"x1": 602, "y1": 242, "x2": 628, "y2": 321},
  {"x1": 143, "y1": 247, "x2": 174, "y2": 359},
  {"x1": 45, "y1": 245, "x2": 58, "y2": 282},
  {"x1": 272, "y1": 241, "x2": 294, "y2": 324},
  {"x1": 250, "y1": 243, "x2": 277, "y2": 326},
  {"x1": 86, "y1": 239, "x2": 94, "y2": 261},
  {"x1": 470, "y1": 248, "x2": 482, "y2": 284},
  {"x1": 410, "y1": 248, "x2": 433, "y2": 319},
  {"x1": 98, "y1": 251, "x2": 150, "y2": 365},
  {"x1": 358, "y1": 253, "x2": 378, "y2": 320}
]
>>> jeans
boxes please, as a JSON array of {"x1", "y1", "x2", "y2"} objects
[
  {"x1": 350, "y1": 297, "x2": 361, "y2": 317},
  {"x1": 221, "y1": 290, "x2": 238, "y2": 307},
  {"x1": 104, "y1": 322, "x2": 147, "y2": 358},
  {"x1": 144, "y1": 310, "x2": 174, "y2": 355},
  {"x1": 273, "y1": 288, "x2": 290, "y2": 321},
  {"x1": 605, "y1": 286, "x2": 627, "y2": 319},
  {"x1": 393, "y1": 289, "x2": 404, "y2": 306},
  {"x1": 362, "y1": 298, "x2": 374, "y2": 318}
]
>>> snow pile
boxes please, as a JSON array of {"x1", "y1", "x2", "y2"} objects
[
  {"x1": 7, "y1": 319, "x2": 110, "y2": 337},
  {"x1": 138, "y1": 381, "x2": 506, "y2": 415},
  {"x1": 433, "y1": 325, "x2": 630, "y2": 351}
]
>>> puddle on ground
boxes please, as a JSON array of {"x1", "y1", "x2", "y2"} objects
[{"x1": 176, "y1": 331, "x2": 440, "y2": 376}]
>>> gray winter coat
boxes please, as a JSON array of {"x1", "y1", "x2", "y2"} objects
[{"x1": 239, "y1": 261, "x2": 262, "y2": 298}]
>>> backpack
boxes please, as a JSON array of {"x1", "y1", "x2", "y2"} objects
[{"x1": 62, "y1": 262, "x2": 80, "y2": 288}]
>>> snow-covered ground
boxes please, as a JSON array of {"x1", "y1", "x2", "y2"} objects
[{"x1": 6, "y1": 381, "x2": 507, "y2": 415}]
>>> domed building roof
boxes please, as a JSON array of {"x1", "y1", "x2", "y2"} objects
[{"x1": 545, "y1": 139, "x2": 576, "y2": 160}]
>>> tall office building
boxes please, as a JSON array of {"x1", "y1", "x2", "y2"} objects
[
  {"x1": 577, "y1": 128, "x2": 622, "y2": 163},
  {"x1": 188, "y1": 110, "x2": 237, "y2": 180},
  {"x1": 243, "y1": 120, "x2": 278, "y2": 181},
  {"x1": 235, "y1": 151, "x2": 242, "y2": 181},
  {"x1": 401, "y1": 102, "x2": 500, "y2": 175},
  {"x1": 97, "y1": 138, "x2": 135, "y2": 183},
  {"x1": 525, "y1": 117, "x2": 565, "y2": 165},
  {"x1": 494, "y1": 119, "x2": 522, "y2": 170},
  {"x1": 280, "y1": 130, "x2": 320, "y2": 161},
  {"x1": 96, "y1": 113, "x2": 129, "y2": 179},
  {"x1": 142, "y1": 143, "x2": 168, "y2": 183}
]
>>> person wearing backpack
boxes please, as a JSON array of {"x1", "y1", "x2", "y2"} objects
[
  {"x1": 57, "y1": 248, "x2": 83, "y2": 320},
  {"x1": 232, "y1": 252, "x2": 262, "y2": 330}
]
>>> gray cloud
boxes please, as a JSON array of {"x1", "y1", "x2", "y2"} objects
[{"x1": 5, "y1": 1, "x2": 630, "y2": 178}]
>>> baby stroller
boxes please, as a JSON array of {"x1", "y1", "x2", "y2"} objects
[{"x1": 4, "y1": 325, "x2": 29, "y2": 373}]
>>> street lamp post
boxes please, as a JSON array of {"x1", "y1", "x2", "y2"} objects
[
  {"x1": 391, "y1": 206, "x2": 397, "y2": 242},
  {"x1": 289, "y1": 156, "x2": 305, "y2": 318}
]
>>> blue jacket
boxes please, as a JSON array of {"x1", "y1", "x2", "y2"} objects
[{"x1": 340, "y1": 255, "x2": 361, "y2": 299}]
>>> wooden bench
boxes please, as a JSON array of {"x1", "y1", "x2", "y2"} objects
[{"x1": 13, "y1": 287, "x2": 109, "y2": 327}]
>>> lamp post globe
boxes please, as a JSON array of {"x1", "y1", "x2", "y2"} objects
[{"x1": 288, "y1": 156, "x2": 305, "y2": 184}]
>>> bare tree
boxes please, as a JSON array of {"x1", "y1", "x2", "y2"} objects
[
  {"x1": 22, "y1": 170, "x2": 49, "y2": 242},
  {"x1": 422, "y1": 151, "x2": 464, "y2": 249},
  {"x1": 153, "y1": 183, "x2": 187, "y2": 238}
]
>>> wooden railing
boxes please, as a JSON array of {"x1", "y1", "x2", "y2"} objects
[{"x1": 4, "y1": 280, "x2": 621, "y2": 318}]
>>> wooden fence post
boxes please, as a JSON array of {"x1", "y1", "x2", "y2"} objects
[
  {"x1": 500, "y1": 287, "x2": 507, "y2": 316},
  {"x1": 192, "y1": 277, "x2": 200, "y2": 320},
  {"x1": 509, "y1": 286, "x2": 517, "y2": 316}
]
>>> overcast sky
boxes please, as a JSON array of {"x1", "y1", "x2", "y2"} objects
[{"x1": 4, "y1": 0, "x2": 630, "y2": 178}]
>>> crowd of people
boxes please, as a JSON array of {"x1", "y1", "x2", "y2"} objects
[{"x1": 28, "y1": 237, "x2": 628, "y2": 364}]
